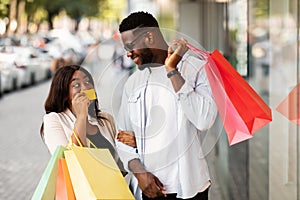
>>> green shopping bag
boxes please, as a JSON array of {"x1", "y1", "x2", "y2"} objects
[{"x1": 31, "y1": 146, "x2": 67, "y2": 200}]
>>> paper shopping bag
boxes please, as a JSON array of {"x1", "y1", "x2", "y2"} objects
[
  {"x1": 276, "y1": 84, "x2": 300, "y2": 125},
  {"x1": 31, "y1": 146, "x2": 67, "y2": 200},
  {"x1": 64, "y1": 146, "x2": 134, "y2": 200},
  {"x1": 187, "y1": 43, "x2": 272, "y2": 145},
  {"x1": 56, "y1": 158, "x2": 76, "y2": 200}
]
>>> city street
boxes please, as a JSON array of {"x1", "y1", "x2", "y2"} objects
[
  {"x1": 0, "y1": 52, "x2": 224, "y2": 199},
  {"x1": 1, "y1": 0, "x2": 298, "y2": 199},
  {"x1": 0, "y1": 42, "x2": 133, "y2": 199},
  {"x1": 0, "y1": 80, "x2": 51, "y2": 199},
  {"x1": 0, "y1": 39, "x2": 224, "y2": 199}
]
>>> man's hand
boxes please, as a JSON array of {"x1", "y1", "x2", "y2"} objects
[
  {"x1": 117, "y1": 130, "x2": 137, "y2": 147},
  {"x1": 129, "y1": 159, "x2": 167, "y2": 198},
  {"x1": 135, "y1": 171, "x2": 167, "y2": 198},
  {"x1": 164, "y1": 38, "x2": 188, "y2": 71}
]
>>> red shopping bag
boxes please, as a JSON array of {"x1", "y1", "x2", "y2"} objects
[
  {"x1": 187, "y1": 43, "x2": 272, "y2": 145},
  {"x1": 276, "y1": 84, "x2": 300, "y2": 125},
  {"x1": 56, "y1": 158, "x2": 76, "y2": 200}
]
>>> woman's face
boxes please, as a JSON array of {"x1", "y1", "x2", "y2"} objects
[{"x1": 69, "y1": 70, "x2": 94, "y2": 103}]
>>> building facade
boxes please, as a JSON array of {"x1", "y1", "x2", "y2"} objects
[
  {"x1": 177, "y1": 0, "x2": 299, "y2": 199},
  {"x1": 128, "y1": 0, "x2": 300, "y2": 199}
]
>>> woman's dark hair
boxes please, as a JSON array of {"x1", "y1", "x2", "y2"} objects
[
  {"x1": 40, "y1": 65, "x2": 105, "y2": 139},
  {"x1": 119, "y1": 11, "x2": 159, "y2": 33}
]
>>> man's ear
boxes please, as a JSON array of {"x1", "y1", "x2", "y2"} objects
[{"x1": 145, "y1": 32, "x2": 154, "y2": 45}]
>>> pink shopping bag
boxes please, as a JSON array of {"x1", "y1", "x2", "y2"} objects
[{"x1": 187, "y1": 43, "x2": 272, "y2": 145}]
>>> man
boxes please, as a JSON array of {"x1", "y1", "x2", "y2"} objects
[{"x1": 116, "y1": 11, "x2": 217, "y2": 200}]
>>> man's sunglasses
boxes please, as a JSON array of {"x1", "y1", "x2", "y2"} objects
[{"x1": 124, "y1": 32, "x2": 147, "y2": 52}]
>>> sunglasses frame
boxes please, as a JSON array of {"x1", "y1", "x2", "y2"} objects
[{"x1": 124, "y1": 31, "x2": 147, "y2": 51}]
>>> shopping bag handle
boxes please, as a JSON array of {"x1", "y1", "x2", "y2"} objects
[
  {"x1": 70, "y1": 130, "x2": 97, "y2": 149},
  {"x1": 186, "y1": 43, "x2": 210, "y2": 56}
]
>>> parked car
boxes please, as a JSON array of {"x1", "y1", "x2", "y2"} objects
[
  {"x1": 0, "y1": 37, "x2": 53, "y2": 98},
  {"x1": 0, "y1": 51, "x2": 31, "y2": 87},
  {"x1": 10, "y1": 46, "x2": 52, "y2": 84},
  {"x1": 0, "y1": 62, "x2": 19, "y2": 92}
]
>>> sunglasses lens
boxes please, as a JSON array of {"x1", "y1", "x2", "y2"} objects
[{"x1": 124, "y1": 32, "x2": 146, "y2": 51}]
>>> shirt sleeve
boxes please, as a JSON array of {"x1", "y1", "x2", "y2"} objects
[
  {"x1": 116, "y1": 87, "x2": 140, "y2": 171},
  {"x1": 43, "y1": 113, "x2": 69, "y2": 155},
  {"x1": 177, "y1": 55, "x2": 218, "y2": 131}
]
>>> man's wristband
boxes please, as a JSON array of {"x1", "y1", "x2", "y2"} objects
[{"x1": 167, "y1": 69, "x2": 180, "y2": 78}]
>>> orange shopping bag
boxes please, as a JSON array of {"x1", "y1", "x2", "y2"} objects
[
  {"x1": 56, "y1": 158, "x2": 76, "y2": 200},
  {"x1": 276, "y1": 83, "x2": 300, "y2": 125},
  {"x1": 187, "y1": 43, "x2": 272, "y2": 145}
]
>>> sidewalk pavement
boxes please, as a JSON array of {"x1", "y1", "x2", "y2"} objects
[{"x1": 0, "y1": 80, "x2": 51, "y2": 199}]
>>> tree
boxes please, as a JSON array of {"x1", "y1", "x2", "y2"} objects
[
  {"x1": 2, "y1": 0, "x2": 125, "y2": 34},
  {"x1": 61, "y1": 0, "x2": 103, "y2": 30},
  {"x1": 0, "y1": 0, "x2": 10, "y2": 18},
  {"x1": 25, "y1": 0, "x2": 106, "y2": 29}
]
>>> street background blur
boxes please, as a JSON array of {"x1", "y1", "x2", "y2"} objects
[{"x1": 0, "y1": 0, "x2": 300, "y2": 200}]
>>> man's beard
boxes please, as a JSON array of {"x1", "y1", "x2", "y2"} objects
[{"x1": 138, "y1": 48, "x2": 154, "y2": 70}]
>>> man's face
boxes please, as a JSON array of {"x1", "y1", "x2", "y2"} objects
[{"x1": 121, "y1": 29, "x2": 154, "y2": 68}]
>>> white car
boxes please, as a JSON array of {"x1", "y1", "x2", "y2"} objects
[
  {"x1": 10, "y1": 46, "x2": 52, "y2": 84},
  {"x1": 0, "y1": 62, "x2": 19, "y2": 92},
  {"x1": 0, "y1": 51, "x2": 32, "y2": 87}
]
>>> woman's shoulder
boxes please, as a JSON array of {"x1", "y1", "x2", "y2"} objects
[
  {"x1": 43, "y1": 110, "x2": 70, "y2": 122},
  {"x1": 43, "y1": 112, "x2": 59, "y2": 121}
]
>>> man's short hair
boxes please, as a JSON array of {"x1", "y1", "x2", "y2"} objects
[{"x1": 119, "y1": 11, "x2": 159, "y2": 33}]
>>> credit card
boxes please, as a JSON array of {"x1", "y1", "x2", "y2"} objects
[{"x1": 81, "y1": 89, "x2": 96, "y2": 100}]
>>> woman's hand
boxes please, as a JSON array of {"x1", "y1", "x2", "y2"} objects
[
  {"x1": 164, "y1": 38, "x2": 188, "y2": 71},
  {"x1": 72, "y1": 92, "x2": 90, "y2": 119},
  {"x1": 117, "y1": 130, "x2": 137, "y2": 147}
]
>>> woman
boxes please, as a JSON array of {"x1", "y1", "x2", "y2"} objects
[{"x1": 40, "y1": 65, "x2": 135, "y2": 172}]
